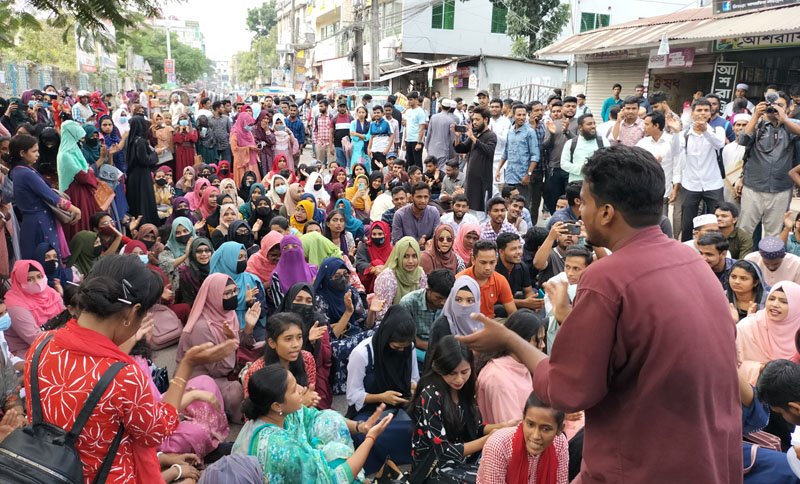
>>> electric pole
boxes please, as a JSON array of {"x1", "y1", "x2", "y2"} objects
[
  {"x1": 370, "y1": 0, "x2": 380, "y2": 84},
  {"x1": 353, "y1": 0, "x2": 364, "y2": 84},
  {"x1": 290, "y1": 0, "x2": 297, "y2": 89}
]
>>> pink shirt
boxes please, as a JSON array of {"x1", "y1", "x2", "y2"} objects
[
  {"x1": 477, "y1": 355, "x2": 532, "y2": 425},
  {"x1": 745, "y1": 251, "x2": 800, "y2": 287}
]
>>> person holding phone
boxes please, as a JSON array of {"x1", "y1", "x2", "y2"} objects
[{"x1": 533, "y1": 221, "x2": 580, "y2": 286}]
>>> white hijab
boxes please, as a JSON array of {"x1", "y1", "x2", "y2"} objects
[
  {"x1": 112, "y1": 107, "x2": 130, "y2": 136},
  {"x1": 304, "y1": 172, "x2": 330, "y2": 205}
]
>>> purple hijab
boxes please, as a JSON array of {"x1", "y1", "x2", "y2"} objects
[
  {"x1": 273, "y1": 234, "x2": 317, "y2": 292},
  {"x1": 166, "y1": 196, "x2": 198, "y2": 225}
]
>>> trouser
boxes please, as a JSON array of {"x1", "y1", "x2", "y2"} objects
[
  {"x1": 405, "y1": 141, "x2": 423, "y2": 168},
  {"x1": 316, "y1": 143, "x2": 331, "y2": 165},
  {"x1": 372, "y1": 151, "x2": 386, "y2": 172},
  {"x1": 529, "y1": 170, "x2": 546, "y2": 226},
  {"x1": 335, "y1": 147, "x2": 348, "y2": 166},
  {"x1": 680, "y1": 187, "x2": 724, "y2": 242},
  {"x1": 739, "y1": 186, "x2": 792, "y2": 237},
  {"x1": 493, "y1": 158, "x2": 505, "y2": 197},
  {"x1": 543, "y1": 167, "x2": 569, "y2": 215},
  {"x1": 671, "y1": 188, "x2": 684, "y2": 240},
  {"x1": 216, "y1": 147, "x2": 232, "y2": 163}
]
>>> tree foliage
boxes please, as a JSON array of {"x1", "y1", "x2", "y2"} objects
[
  {"x1": 237, "y1": 26, "x2": 279, "y2": 85},
  {"x1": 494, "y1": 0, "x2": 570, "y2": 58},
  {"x1": 246, "y1": 1, "x2": 278, "y2": 38},
  {"x1": 121, "y1": 30, "x2": 214, "y2": 84},
  {"x1": 0, "y1": 20, "x2": 79, "y2": 74}
]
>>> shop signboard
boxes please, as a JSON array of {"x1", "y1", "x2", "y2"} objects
[
  {"x1": 710, "y1": 61, "x2": 739, "y2": 112},
  {"x1": 714, "y1": 32, "x2": 800, "y2": 51},
  {"x1": 648, "y1": 48, "x2": 695, "y2": 69},
  {"x1": 713, "y1": 0, "x2": 800, "y2": 15},
  {"x1": 435, "y1": 61, "x2": 459, "y2": 79}
]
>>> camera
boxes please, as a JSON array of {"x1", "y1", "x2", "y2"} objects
[
  {"x1": 454, "y1": 125, "x2": 467, "y2": 133},
  {"x1": 765, "y1": 92, "x2": 779, "y2": 114}
]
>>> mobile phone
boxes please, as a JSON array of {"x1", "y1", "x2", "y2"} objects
[
  {"x1": 563, "y1": 223, "x2": 581, "y2": 235},
  {"x1": 536, "y1": 289, "x2": 545, "y2": 299},
  {"x1": 454, "y1": 125, "x2": 467, "y2": 133}
]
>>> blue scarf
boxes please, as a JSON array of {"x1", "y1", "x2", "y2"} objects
[
  {"x1": 313, "y1": 257, "x2": 359, "y2": 325},
  {"x1": 209, "y1": 241, "x2": 266, "y2": 329},
  {"x1": 334, "y1": 198, "x2": 364, "y2": 237}
]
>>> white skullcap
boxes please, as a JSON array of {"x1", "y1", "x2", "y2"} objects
[
  {"x1": 735, "y1": 83, "x2": 749, "y2": 91},
  {"x1": 693, "y1": 214, "x2": 718, "y2": 229},
  {"x1": 733, "y1": 113, "x2": 752, "y2": 124}
]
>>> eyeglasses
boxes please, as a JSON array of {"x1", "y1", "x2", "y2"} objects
[
  {"x1": 223, "y1": 289, "x2": 239, "y2": 298},
  {"x1": 195, "y1": 248, "x2": 212, "y2": 254},
  {"x1": 437, "y1": 237, "x2": 453, "y2": 243}
]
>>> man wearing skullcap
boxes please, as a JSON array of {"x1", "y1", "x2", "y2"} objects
[
  {"x1": 723, "y1": 83, "x2": 755, "y2": 119},
  {"x1": 683, "y1": 213, "x2": 721, "y2": 252},
  {"x1": 745, "y1": 236, "x2": 800, "y2": 287}
]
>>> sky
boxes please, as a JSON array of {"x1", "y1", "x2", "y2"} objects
[{"x1": 167, "y1": 0, "x2": 263, "y2": 61}]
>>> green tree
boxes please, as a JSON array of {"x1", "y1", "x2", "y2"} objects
[
  {"x1": 238, "y1": 25, "x2": 279, "y2": 85},
  {"x1": 121, "y1": 30, "x2": 214, "y2": 84},
  {"x1": 0, "y1": 21, "x2": 79, "y2": 74},
  {"x1": 492, "y1": 0, "x2": 570, "y2": 58},
  {"x1": 246, "y1": 1, "x2": 278, "y2": 37}
]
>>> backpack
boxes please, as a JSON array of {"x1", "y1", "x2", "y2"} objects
[
  {"x1": 314, "y1": 113, "x2": 334, "y2": 132},
  {"x1": 569, "y1": 136, "x2": 604, "y2": 164},
  {"x1": 0, "y1": 334, "x2": 127, "y2": 484}
]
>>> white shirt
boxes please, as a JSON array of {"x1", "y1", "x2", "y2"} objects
[
  {"x1": 636, "y1": 133, "x2": 676, "y2": 197},
  {"x1": 440, "y1": 212, "x2": 479, "y2": 235},
  {"x1": 672, "y1": 125, "x2": 726, "y2": 192},
  {"x1": 722, "y1": 99, "x2": 755, "y2": 119},
  {"x1": 346, "y1": 337, "x2": 419, "y2": 412},
  {"x1": 489, "y1": 115, "x2": 512, "y2": 161},
  {"x1": 596, "y1": 119, "x2": 616, "y2": 142},
  {"x1": 195, "y1": 109, "x2": 213, "y2": 120},
  {"x1": 369, "y1": 192, "x2": 395, "y2": 221},
  {"x1": 722, "y1": 142, "x2": 746, "y2": 186}
]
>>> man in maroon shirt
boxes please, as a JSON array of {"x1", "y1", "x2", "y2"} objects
[{"x1": 460, "y1": 145, "x2": 741, "y2": 483}]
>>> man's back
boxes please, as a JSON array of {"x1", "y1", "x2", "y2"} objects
[{"x1": 533, "y1": 226, "x2": 741, "y2": 483}]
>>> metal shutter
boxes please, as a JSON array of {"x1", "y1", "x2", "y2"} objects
[{"x1": 584, "y1": 59, "x2": 649, "y2": 117}]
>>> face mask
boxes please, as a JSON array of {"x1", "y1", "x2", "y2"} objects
[
  {"x1": 245, "y1": 180, "x2": 253, "y2": 187},
  {"x1": 236, "y1": 260, "x2": 247, "y2": 274},
  {"x1": 139, "y1": 254, "x2": 149, "y2": 264},
  {"x1": 314, "y1": 183, "x2": 323, "y2": 191},
  {"x1": 175, "y1": 234, "x2": 192, "y2": 246},
  {"x1": 175, "y1": 209, "x2": 190, "y2": 219},
  {"x1": 290, "y1": 303, "x2": 313, "y2": 319},
  {"x1": 222, "y1": 295, "x2": 238, "y2": 311},
  {"x1": 93, "y1": 245, "x2": 103, "y2": 257},
  {"x1": 155, "y1": 178, "x2": 167, "y2": 186},
  {"x1": 372, "y1": 237, "x2": 385, "y2": 247},
  {"x1": 329, "y1": 276, "x2": 348, "y2": 292},
  {"x1": 256, "y1": 206, "x2": 271, "y2": 218},
  {"x1": 86, "y1": 138, "x2": 99, "y2": 147},
  {"x1": 119, "y1": 116, "x2": 128, "y2": 124},
  {"x1": 142, "y1": 239, "x2": 156, "y2": 250},
  {"x1": 201, "y1": 127, "x2": 208, "y2": 136},
  {"x1": 43, "y1": 260, "x2": 58, "y2": 275},
  {"x1": 235, "y1": 233, "x2": 253, "y2": 247},
  {"x1": 0, "y1": 313, "x2": 10, "y2": 332},
  {"x1": 179, "y1": 119, "x2": 189, "y2": 126},
  {"x1": 275, "y1": 185, "x2": 287, "y2": 195},
  {"x1": 276, "y1": 125, "x2": 285, "y2": 131},
  {"x1": 244, "y1": 125, "x2": 254, "y2": 132},
  {"x1": 25, "y1": 279, "x2": 47, "y2": 294}
]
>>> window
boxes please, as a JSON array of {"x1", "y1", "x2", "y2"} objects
[
  {"x1": 580, "y1": 12, "x2": 610, "y2": 32},
  {"x1": 320, "y1": 21, "x2": 339, "y2": 40},
  {"x1": 432, "y1": 0, "x2": 455, "y2": 30},
  {"x1": 490, "y1": 4, "x2": 507, "y2": 34},
  {"x1": 381, "y1": 0, "x2": 402, "y2": 37}
]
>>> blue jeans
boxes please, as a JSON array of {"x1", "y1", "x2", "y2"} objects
[{"x1": 335, "y1": 147, "x2": 348, "y2": 166}]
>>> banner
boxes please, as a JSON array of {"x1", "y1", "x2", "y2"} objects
[
  {"x1": 710, "y1": 62, "x2": 739, "y2": 113},
  {"x1": 714, "y1": 32, "x2": 800, "y2": 51},
  {"x1": 648, "y1": 47, "x2": 695, "y2": 69}
]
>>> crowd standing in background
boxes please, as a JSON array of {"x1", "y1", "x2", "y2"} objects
[{"x1": 0, "y1": 82, "x2": 799, "y2": 483}]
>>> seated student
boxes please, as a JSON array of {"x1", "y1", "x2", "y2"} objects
[
  {"x1": 210, "y1": 203, "x2": 241, "y2": 249},
  {"x1": 5, "y1": 260, "x2": 65, "y2": 356},
  {"x1": 481, "y1": 197, "x2": 522, "y2": 243},
  {"x1": 373, "y1": 237, "x2": 428, "y2": 322},
  {"x1": 391, "y1": 182, "x2": 440, "y2": 245},
  {"x1": 270, "y1": 235, "x2": 317, "y2": 309},
  {"x1": 477, "y1": 310, "x2": 547, "y2": 425},
  {"x1": 683, "y1": 213, "x2": 722, "y2": 252},
  {"x1": 502, "y1": 185, "x2": 533, "y2": 230},
  {"x1": 697, "y1": 232, "x2": 735, "y2": 291},
  {"x1": 177, "y1": 237, "x2": 214, "y2": 306},
  {"x1": 506, "y1": 195, "x2": 529, "y2": 235},
  {"x1": 727, "y1": 260, "x2": 769, "y2": 323},
  {"x1": 269, "y1": 215, "x2": 297, "y2": 236},
  {"x1": 67, "y1": 230, "x2": 102, "y2": 278},
  {"x1": 380, "y1": 186, "x2": 409, "y2": 227},
  {"x1": 159, "y1": 217, "x2": 199, "y2": 292},
  {"x1": 545, "y1": 181, "x2": 581, "y2": 230},
  {"x1": 543, "y1": 245, "x2": 592, "y2": 350},
  {"x1": 523, "y1": 227, "x2": 549, "y2": 285},
  {"x1": 354, "y1": 221, "x2": 392, "y2": 293},
  {"x1": 410, "y1": 336, "x2": 518, "y2": 483},
  {"x1": 439, "y1": 159, "x2": 466, "y2": 212},
  {"x1": 746, "y1": 237, "x2": 800, "y2": 287},
  {"x1": 736, "y1": 281, "x2": 800, "y2": 386},
  {"x1": 454, "y1": 223, "x2": 481, "y2": 269},
  {"x1": 428, "y1": 275, "x2": 481, "y2": 356},
  {"x1": 400, "y1": 268, "x2": 453, "y2": 360},
  {"x1": 90, "y1": 210, "x2": 129, "y2": 255},
  {"x1": 495, "y1": 233, "x2": 542, "y2": 315},
  {"x1": 420, "y1": 225, "x2": 466, "y2": 274},
  {"x1": 781, "y1": 211, "x2": 800, "y2": 258},
  {"x1": 346, "y1": 305, "x2": 419, "y2": 474},
  {"x1": 441, "y1": 193, "x2": 479, "y2": 236},
  {"x1": 477, "y1": 391, "x2": 569, "y2": 484},
  {"x1": 716, "y1": 202, "x2": 753, "y2": 259},
  {"x1": 533, "y1": 221, "x2": 580, "y2": 287},
  {"x1": 457, "y1": 240, "x2": 516, "y2": 319}
]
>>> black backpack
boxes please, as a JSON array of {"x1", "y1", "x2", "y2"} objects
[
  {"x1": 0, "y1": 334, "x2": 126, "y2": 484},
  {"x1": 569, "y1": 135, "x2": 604, "y2": 163}
]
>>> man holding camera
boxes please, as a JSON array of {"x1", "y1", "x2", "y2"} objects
[{"x1": 736, "y1": 91, "x2": 800, "y2": 237}]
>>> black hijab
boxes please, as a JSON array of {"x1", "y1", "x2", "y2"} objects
[
  {"x1": 247, "y1": 195, "x2": 275, "y2": 233},
  {"x1": 279, "y1": 282, "x2": 325, "y2": 356},
  {"x1": 37, "y1": 128, "x2": 60, "y2": 176},
  {"x1": 124, "y1": 116, "x2": 151, "y2": 170},
  {"x1": 372, "y1": 305, "x2": 416, "y2": 399},
  {"x1": 238, "y1": 170, "x2": 258, "y2": 201},
  {"x1": 227, "y1": 219, "x2": 254, "y2": 249}
]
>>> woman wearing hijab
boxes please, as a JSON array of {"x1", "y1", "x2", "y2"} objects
[
  {"x1": 252, "y1": 110, "x2": 276, "y2": 176},
  {"x1": 219, "y1": 177, "x2": 244, "y2": 207},
  {"x1": 89, "y1": 92, "x2": 108, "y2": 118},
  {"x1": 737, "y1": 281, "x2": 800, "y2": 385},
  {"x1": 0, "y1": 97, "x2": 13, "y2": 135},
  {"x1": 279, "y1": 182, "x2": 305, "y2": 219},
  {"x1": 210, "y1": 203, "x2": 242, "y2": 249},
  {"x1": 185, "y1": 177, "x2": 209, "y2": 212},
  {"x1": 300, "y1": 193, "x2": 326, "y2": 225},
  {"x1": 154, "y1": 166, "x2": 174, "y2": 220},
  {"x1": 346, "y1": 304, "x2": 418, "y2": 474},
  {"x1": 135, "y1": 222, "x2": 165, "y2": 263},
  {"x1": 247, "y1": 196, "x2": 275, "y2": 244},
  {"x1": 272, "y1": 113, "x2": 298, "y2": 169},
  {"x1": 177, "y1": 273, "x2": 256, "y2": 424},
  {"x1": 345, "y1": 173, "x2": 371, "y2": 218},
  {"x1": 195, "y1": 185, "x2": 220, "y2": 223},
  {"x1": 330, "y1": 198, "x2": 365, "y2": 241},
  {"x1": 209, "y1": 241, "x2": 268, "y2": 338},
  {"x1": 36, "y1": 127, "x2": 60, "y2": 184},
  {"x1": 98, "y1": 114, "x2": 126, "y2": 172},
  {"x1": 178, "y1": 237, "x2": 214, "y2": 306},
  {"x1": 727, "y1": 260, "x2": 769, "y2": 323},
  {"x1": 4, "y1": 259, "x2": 65, "y2": 356},
  {"x1": 247, "y1": 230, "x2": 283, "y2": 289},
  {"x1": 56, "y1": 120, "x2": 100, "y2": 239},
  {"x1": 305, "y1": 172, "x2": 330, "y2": 206},
  {"x1": 367, "y1": 171, "x2": 383, "y2": 203},
  {"x1": 126, "y1": 115, "x2": 161, "y2": 225},
  {"x1": 67, "y1": 230, "x2": 100, "y2": 277},
  {"x1": 218, "y1": 160, "x2": 234, "y2": 181},
  {"x1": 428, "y1": 275, "x2": 481, "y2": 355},
  {"x1": 175, "y1": 166, "x2": 195, "y2": 197},
  {"x1": 270, "y1": 234, "x2": 317, "y2": 308},
  {"x1": 112, "y1": 105, "x2": 130, "y2": 138},
  {"x1": 266, "y1": 153, "x2": 293, "y2": 183},
  {"x1": 420, "y1": 225, "x2": 465, "y2": 274},
  {"x1": 4, "y1": 97, "x2": 32, "y2": 133},
  {"x1": 165, "y1": 196, "x2": 198, "y2": 226},
  {"x1": 289, "y1": 199, "x2": 315, "y2": 233},
  {"x1": 237, "y1": 171, "x2": 257, "y2": 202},
  {"x1": 149, "y1": 112, "x2": 174, "y2": 166},
  {"x1": 453, "y1": 223, "x2": 480, "y2": 269},
  {"x1": 354, "y1": 221, "x2": 393, "y2": 293},
  {"x1": 173, "y1": 112, "x2": 198, "y2": 175},
  {"x1": 159, "y1": 217, "x2": 197, "y2": 293},
  {"x1": 33, "y1": 241, "x2": 74, "y2": 289},
  {"x1": 373, "y1": 237, "x2": 427, "y2": 322},
  {"x1": 230, "y1": 112, "x2": 259, "y2": 188},
  {"x1": 349, "y1": 107, "x2": 371, "y2": 174},
  {"x1": 238, "y1": 179, "x2": 264, "y2": 219},
  {"x1": 78, "y1": 124, "x2": 101, "y2": 165},
  {"x1": 195, "y1": 115, "x2": 217, "y2": 164},
  {"x1": 267, "y1": 174, "x2": 288, "y2": 211}
]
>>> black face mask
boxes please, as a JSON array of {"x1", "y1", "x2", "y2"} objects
[
  {"x1": 142, "y1": 239, "x2": 156, "y2": 250},
  {"x1": 93, "y1": 245, "x2": 103, "y2": 257},
  {"x1": 290, "y1": 303, "x2": 314, "y2": 319},
  {"x1": 313, "y1": 183, "x2": 323, "y2": 191},
  {"x1": 236, "y1": 260, "x2": 247, "y2": 274},
  {"x1": 234, "y1": 233, "x2": 253, "y2": 247},
  {"x1": 220, "y1": 168, "x2": 229, "y2": 174},
  {"x1": 371, "y1": 237, "x2": 385, "y2": 247},
  {"x1": 175, "y1": 208, "x2": 191, "y2": 219},
  {"x1": 155, "y1": 178, "x2": 167, "y2": 186},
  {"x1": 43, "y1": 259, "x2": 58, "y2": 275},
  {"x1": 175, "y1": 234, "x2": 192, "y2": 246},
  {"x1": 329, "y1": 276, "x2": 348, "y2": 292},
  {"x1": 255, "y1": 206, "x2": 272, "y2": 218},
  {"x1": 85, "y1": 138, "x2": 99, "y2": 147},
  {"x1": 222, "y1": 295, "x2": 238, "y2": 311},
  {"x1": 245, "y1": 180, "x2": 253, "y2": 187}
]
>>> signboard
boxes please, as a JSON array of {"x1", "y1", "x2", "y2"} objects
[
  {"x1": 584, "y1": 50, "x2": 630, "y2": 61},
  {"x1": 710, "y1": 62, "x2": 739, "y2": 113},
  {"x1": 714, "y1": 32, "x2": 800, "y2": 51},
  {"x1": 164, "y1": 59, "x2": 175, "y2": 74},
  {"x1": 434, "y1": 61, "x2": 459, "y2": 80},
  {"x1": 648, "y1": 47, "x2": 695, "y2": 69},
  {"x1": 713, "y1": 0, "x2": 799, "y2": 15},
  {"x1": 468, "y1": 72, "x2": 477, "y2": 89}
]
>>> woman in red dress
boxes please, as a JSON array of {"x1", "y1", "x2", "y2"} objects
[{"x1": 173, "y1": 112, "x2": 198, "y2": 175}]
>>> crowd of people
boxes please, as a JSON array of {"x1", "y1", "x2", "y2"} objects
[{"x1": 0, "y1": 80, "x2": 798, "y2": 484}]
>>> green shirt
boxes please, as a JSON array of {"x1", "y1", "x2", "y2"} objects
[
  {"x1": 561, "y1": 136, "x2": 603, "y2": 183},
  {"x1": 400, "y1": 288, "x2": 440, "y2": 341}
]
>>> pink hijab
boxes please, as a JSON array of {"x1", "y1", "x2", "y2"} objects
[
  {"x1": 179, "y1": 273, "x2": 240, "y2": 361},
  {"x1": 245, "y1": 230, "x2": 284, "y2": 285},
  {"x1": 4, "y1": 260, "x2": 64, "y2": 326},
  {"x1": 453, "y1": 223, "x2": 480, "y2": 265},
  {"x1": 230, "y1": 112, "x2": 256, "y2": 147},
  {"x1": 737, "y1": 281, "x2": 800, "y2": 384},
  {"x1": 186, "y1": 177, "x2": 210, "y2": 211}
]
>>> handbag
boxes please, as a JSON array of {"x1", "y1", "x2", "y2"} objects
[
  {"x1": 45, "y1": 190, "x2": 75, "y2": 224},
  {"x1": 94, "y1": 180, "x2": 115, "y2": 211},
  {"x1": 149, "y1": 305, "x2": 183, "y2": 350},
  {"x1": 342, "y1": 135, "x2": 353, "y2": 160},
  {"x1": 375, "y1": 457, "x2": 410, "y2": 484}
]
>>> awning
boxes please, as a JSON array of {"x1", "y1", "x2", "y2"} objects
[
  {"x1": 537, "y1": 5, "x2": 800, "y2": 56},
  {"x1": 378, "y1": 55, "x2": 480, "y2": 82}
]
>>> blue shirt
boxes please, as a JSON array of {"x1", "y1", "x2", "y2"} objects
[
  {"x1": 285, "y1": 116, "x2": 305, "y2": 144},
  {"x1": 502, "y1": 122, "x2": 539, "y2": 184},
  {"x1": 546, "y1": 206, "x2": 579, "y2": 230},
  {"x1": 403, "y1": 107, "x2": 427, "y2": 143},
  {"x1": 709, "y1": 115, "x2": 735, "y2": 143},
  {"x1": 601, "y1": 97, "x2": 623, "y2": 122}
]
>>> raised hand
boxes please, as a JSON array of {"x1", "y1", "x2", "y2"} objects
[{"x1": 308, "y1": 321, "x2": 326, "y2": 343}]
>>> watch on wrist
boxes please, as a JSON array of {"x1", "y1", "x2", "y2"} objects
[{"x1": 527, "y1": 171, "x2": 533, "y2": 176}]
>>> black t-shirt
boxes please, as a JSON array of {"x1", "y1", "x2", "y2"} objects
[
  {"x1": 495, "y1": 260, "x2": 532, "y2": 296},
  {"x1": 536, "y1": 248, "x2": 566, "y2": 288}
]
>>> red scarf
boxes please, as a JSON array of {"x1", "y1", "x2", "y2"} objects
[
  {"x1": 53, "y1": 320, "x2": 164, "y2": 484},
  {"x1": 507, "y1": 423, "x2": 558, "y2": 484}
]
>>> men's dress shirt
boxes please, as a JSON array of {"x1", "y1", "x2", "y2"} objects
[
  {"x1": 739, "y1": 121, "x2": 799, "y2": 193},
  {"x1": 480, "y1": 220, "x2": 522, "y2": 246},
  {"x1": 612, "y1": 118, "x2": 645, "y2": 147},
  {"x1": 391, "y1": 204, "x2": 440, "y2": 244},
  {"x1": 502, "y1": 122, "x2": 539, "y2": 184},
  {"x1": 636, "y1": 133, "x2": 676, "y2": 197},
  {"x1": 561, "y1": 136, "x2": 603, "y2": 182},
  {"x1": 400, "y1": 288, "x2": 440, "y2": 342},
  {"x1": 490, "y1": 116, "x2": 512, "y2": 162},
  {"x1": 673, "y1": 125, "x2": 726, "y2": 192}
]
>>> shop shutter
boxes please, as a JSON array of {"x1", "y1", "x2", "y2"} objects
[{"x1": 584, "y1": 59, "x2": 648, "y2": 118}]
